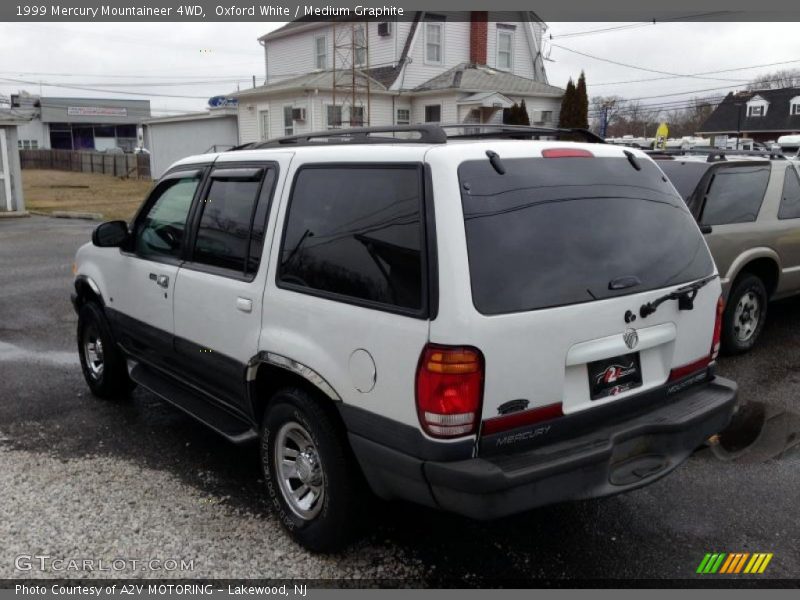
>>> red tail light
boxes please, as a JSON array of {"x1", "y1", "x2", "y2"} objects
[
  {"x1": 481, "y1": 402, "x2": 563, "y2": 436},
  {"x1": 542, "y1": 148, "x2": 594, "y2": 159},
  {"x1": 711, "y1": 295, "x2": 724, "y2": 360},
  {"x1": 415, "y1": 344, "x2": 484, "y2": 438}
]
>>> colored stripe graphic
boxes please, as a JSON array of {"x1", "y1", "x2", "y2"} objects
[
  {"x1": 699, "y1": 552, "x2": 773, "y2": 574},
  {"x1": 758, "y1": 554, "x2": 773, "y2": 573},
  {"x1": 719, "y1": 554, "x2": 736, "y2": 574}
]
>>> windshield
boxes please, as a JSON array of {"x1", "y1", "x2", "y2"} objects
[{"x1": 458, "y1": 155, "x2": 714, "y2": 315}]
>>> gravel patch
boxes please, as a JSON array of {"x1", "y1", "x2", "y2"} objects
[{"x1": 0, "y1": 446, "x2": 423, "y2": 580}]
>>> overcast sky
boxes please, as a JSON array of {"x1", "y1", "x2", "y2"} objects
[{"x1": 0, "y1": 21, "x2": 798, "y2": 117}]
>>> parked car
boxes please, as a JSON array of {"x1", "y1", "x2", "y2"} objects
[
  {"x1": 72, "y1": 125, "x2": 737, "y2": 552},
  {"x1": 656, "y1": 153, "x2": 800, "y2": 353}
]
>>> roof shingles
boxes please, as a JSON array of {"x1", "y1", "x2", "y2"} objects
[{"x1": 699, "y1": 88, "x2": 800, "y2": 134}]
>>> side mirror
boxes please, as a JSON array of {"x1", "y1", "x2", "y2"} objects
[
  {"x1": 699, "y1": 224, "x2": 713, "y2": 235},
  {"x1": 92, "y1": 220, "x2": 129, "y2": 247}
]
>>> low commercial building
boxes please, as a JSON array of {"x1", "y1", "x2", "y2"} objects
[
  {"x1": 142, "y1": 105, "x2": 238, "y2": 178},
  {"x1": 11, "y1": 94, "x2": 150, "y2": 151}
]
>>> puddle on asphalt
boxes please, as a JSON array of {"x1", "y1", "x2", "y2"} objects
[
  {"x1": 707, "y1": 400, "x2": 800, "y2": 463},
  {"x1": 0, "y1": 340, "x2": 78, "y2": 367}
]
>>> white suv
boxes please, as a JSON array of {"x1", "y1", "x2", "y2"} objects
[{"x1": 72, "y1": 125, "x2": 737, "y2": 552}]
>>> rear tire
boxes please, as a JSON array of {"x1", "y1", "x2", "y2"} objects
[
  {"x1": 260, "y1": 387, "x2": 365, "y2": 553},
  {"x1": 77, "y1": 302, "x2": 132, "y2": 398},
  {"x1": 721, "y1": 274, "x2": 768, "y2": 355}
]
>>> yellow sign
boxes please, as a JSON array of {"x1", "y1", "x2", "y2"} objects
[{"x1": 655, "y1": 123, "x2": 669, "y2": 149}]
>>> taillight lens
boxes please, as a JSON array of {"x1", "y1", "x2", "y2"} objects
[
  {"x1": 415, "y1": 344, "x2": 484, "y2": 438},
  {"x1": 711, "y1": 295, "x2": 724, "y2": 360},
  {"x1": 542, "y1": 148, "x2": 594, "y2": 159}
]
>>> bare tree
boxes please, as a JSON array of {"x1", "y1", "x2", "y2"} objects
[{"x1": 748, "y1": 69, "x2": 800, "y2": 90}]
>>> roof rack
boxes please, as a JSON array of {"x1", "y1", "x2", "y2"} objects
[
  {"x1": 239, "y1": 123, "x2": 605, "y2": 150},
  {"x1": 646, "y1": 148, "x2": 786, "y2": 162}
]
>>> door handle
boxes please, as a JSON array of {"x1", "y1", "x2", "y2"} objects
[
  {"x1": 156, "y1": 274, "x2": 169, "y2": 289},
  {"x1": 236, "y1": 297, "x2": 253, "y2": 313}
]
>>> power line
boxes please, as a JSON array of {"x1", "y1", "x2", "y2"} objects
[
  {"x1": 551, "y1": 43, "x2": 750, "y2": 83},
  {"x1": 590, "y1": 58, "x2": 800, "y2": 87},
  {"x1": 0, "y1": 76, "x2": 217, "y2": 99},
  {"x1": 548, "y1": 11, "x2": 735, "y2": 40}
]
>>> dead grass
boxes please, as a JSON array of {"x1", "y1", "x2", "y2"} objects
[{"x1": 22, "y1": 169, "x2": 153, "y2": 220}]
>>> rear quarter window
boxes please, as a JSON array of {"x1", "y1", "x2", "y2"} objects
[
  {"x1": 458, "y1": 155, "x2": 714, "y2": 314},
  {"x1": 278, "y1": 165, "x2": 426, "y2": 313},
  {"x1": 778, "y1": 167, "x2": 800, "y2": 220}
]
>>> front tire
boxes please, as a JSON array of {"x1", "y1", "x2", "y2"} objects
[
  {"x1": 721, "y1": 274, "x2": 768, "y2": 355},
  {"x1": 77, "y1": 302, "x2": 132, "y2": 398},
  {"x1": 260, "y1": 387, "x2": 365, "y2": 553}
]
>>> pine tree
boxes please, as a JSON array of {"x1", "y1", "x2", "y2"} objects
[
  {"x1": 518, "y1": 99, "x2": 531, "y2": 126},
  {"x1": 575, "y1": 71, "x2": 589, "y2": 129},
  {"x1": 559, "y1": 78, "x2": 576, "y2": 128}
]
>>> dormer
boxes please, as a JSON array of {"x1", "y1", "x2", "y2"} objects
[
  {"x1": 746, "y1": 95, "x2": 769, "y2": 117},
  {"x1": 791, "y1": 96, "x2": 800, "y2": 116}
]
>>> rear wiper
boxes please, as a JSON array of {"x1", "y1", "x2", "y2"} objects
[{"x1": 639, "y1": 274, "x2": 717, "y2": 319}]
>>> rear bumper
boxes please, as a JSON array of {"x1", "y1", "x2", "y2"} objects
[{"x1": 348, "y1": 376, "x2": 737, "y2": 520}]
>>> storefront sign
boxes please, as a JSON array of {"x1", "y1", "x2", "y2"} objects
[{"x1": 67, "y1": 106, "x2": 128, "y2": 117}]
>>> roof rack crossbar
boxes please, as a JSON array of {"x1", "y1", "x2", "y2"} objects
[
  {"x1": 239, "y1": 123, "x2": 606, "y2": 150},
  {"x1": 645, "y1": 148, "x2": 787, "y2": 161}
]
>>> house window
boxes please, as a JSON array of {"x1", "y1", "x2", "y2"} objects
[
  {"x1": 748, "y1": 105, "x2": 764, "y2": 117},
  {"x1": 497, "y1": 28, "x2": 514, "y2": 71},
  {"x1": 314, "y1": 35, "x2": 327, "y2": 70},
  {"x1": 350, "y1": 106, "x2": 365, "y2": 126},
  {"x1": 354, "y1": 26, "x2": 367, "y2": 66},
  {"x1": 396, "y1": 109, "x2": 410, "y2": 125},
  {"x1": 540, "y1": 110, "x2": 553, "y2": 123},
  {"x1": 326, "y1": 105, "x2": 343, "y2": 129},
  {"x1": 259, "y1": 109, "x2": 270, "y2": 141},
  {"x1": 283, "y1": 106, "x2": 294, "y2": 136},
  {"x1": 425, "y1": 105, "x2": 442, "y2": 123},
  {"x1": 791, "y1": 100, "x2": 800, "y2": 115},
  {"x1": 425, "y1": 21, "x2": 443, "y2": 65}
]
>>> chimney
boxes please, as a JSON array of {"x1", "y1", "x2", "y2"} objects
[{"x1": 470, "y1": 12, "x2": 488, "y2": 65}]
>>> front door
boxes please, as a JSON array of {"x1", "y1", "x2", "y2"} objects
[{"x1": 107, "y1": 168, "x2": 203, "y2": 368}]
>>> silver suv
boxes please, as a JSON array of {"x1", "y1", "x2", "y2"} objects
[{"x1": 657, "y1": 152, "x2": 800, "y2": 353}]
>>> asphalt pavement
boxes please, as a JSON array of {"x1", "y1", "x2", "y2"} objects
[{"x1": 0, "y1": 215, "x2": 798, "y2": 583}]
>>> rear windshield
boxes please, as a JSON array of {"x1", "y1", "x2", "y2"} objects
[
  {"x1": 657, "y1": 160, "x2": 711, "y2": 204},
  {"x1": 458, "y1": 156, "x2": 714, "y2": 315}
]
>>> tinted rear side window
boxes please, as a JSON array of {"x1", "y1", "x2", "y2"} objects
[
  {"x1": 192, "y1": 167, "x2": 274, "y2": 276},
  {"x1": 279, "y1": 166, "x2": 424, "y2": 312},
  {"x1": 459, "y1": 156, "x2": 714, "y2": 314},
  {"x1": 701, "y1": 165, "x2": 770, "y2": 225},
  {"x1": 778, "y1": 167, "x2": 800, "y2": 220}
]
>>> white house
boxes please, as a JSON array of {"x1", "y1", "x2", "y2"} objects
[{"x1": 234, "y1": 11, "x2": 563, "y2": 143}]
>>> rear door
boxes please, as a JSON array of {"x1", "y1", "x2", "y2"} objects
[
  {"x1": 429, "y1": 145, "x2": 719, "y2": 427},
  {"x1": 696, "y1": 162, "x2": 772, "y2": 283},
  {"x1": 773, "y1": 163, "x2": 800, "y2": 292},
  {"x1": 172, "y1": 158, "x2": 285, "y2": 410}
]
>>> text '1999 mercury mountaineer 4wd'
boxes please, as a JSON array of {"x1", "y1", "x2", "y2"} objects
[{"x1": 73, "y1": 125, "x2": 737, "y2": 552}]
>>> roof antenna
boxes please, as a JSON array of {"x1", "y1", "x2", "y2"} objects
[{"x1": 486, "y1": 150, "x2": 506, "y2": 175}]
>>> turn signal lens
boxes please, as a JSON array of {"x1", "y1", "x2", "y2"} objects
[
  {"x1": 668, "y1": 356, "x2": 712, "y2": 382},
  {"x1": 415, "y1": 344, "x2": 484, "y2": 438}
]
